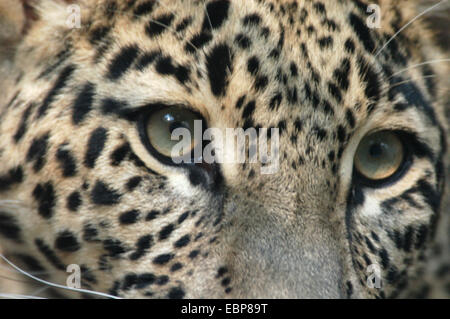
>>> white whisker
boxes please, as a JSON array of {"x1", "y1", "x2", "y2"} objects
[
  {"x1": 388, "y1": 59, "x2": 450, "y2": 79},
  {"x1": 374, "y1": 0, "x2": 448, "y2": 58},
  {"x1": 0, "y1": 293, "x2": 47, "y2": 299},
  {"x1": 0, "y1": 254, "x2": 122, "y2": 299}
]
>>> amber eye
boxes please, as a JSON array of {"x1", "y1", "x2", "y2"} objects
[
  {"x1": 144, "y1": 106, "x2": 204, "y2": 162},
  {"x1": 354, "y1": 131, "x2": 405, "y2": 182}
]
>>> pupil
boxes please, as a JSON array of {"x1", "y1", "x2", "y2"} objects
[{"x1": 369, "y1": 143, "x2": 383, "y2": 158}]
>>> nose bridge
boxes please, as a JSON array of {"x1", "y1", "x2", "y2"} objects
[{"x1": 222, "y1": 195, "x2": 345, "y2": 298}]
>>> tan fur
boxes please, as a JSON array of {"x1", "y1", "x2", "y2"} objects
[{"x1": 0, "y1": 0, "x2": 448, "y2": 298}]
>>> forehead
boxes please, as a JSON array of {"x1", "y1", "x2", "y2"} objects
[{"x1": 63, "y1": 0, "x2": 437, "y2": 146}]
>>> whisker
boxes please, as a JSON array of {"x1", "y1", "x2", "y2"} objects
[
  {"x1": 385, "y1": 74, "x2": 438, "y2": 91},
  {"x1": 388, "y1": 59, "x2": 450, "y2": 79},
  {"x1": 374, "y1": 0, "x2": 448, "y2": 58},
  {"x1": 0, "y1": 293, "x2": 47, "y2": 299},
  {"x1": 202, "y1": 2, "x2": 214, "y2": 31},
  {"x1": 0, "y1": 254, "x2": 122, "y2": 299},
  {"x1": 30, "y1": 285, "x2": 50, "y2": 298}
]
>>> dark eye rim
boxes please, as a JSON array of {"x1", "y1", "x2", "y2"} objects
[
  {"x1": 352, "y1": 130, "x2": 414, "y2": 188},
  {"x1": 137, "y1": 104, "x2": 207, "y2": 167}
]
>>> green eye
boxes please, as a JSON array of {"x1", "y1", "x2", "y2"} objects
[
  {"x1": 145, "y1": 106, "x2": 203, "y2": 160},
  {"x1": 354, "y1": 131, "x2": 404, "y2": 181}
]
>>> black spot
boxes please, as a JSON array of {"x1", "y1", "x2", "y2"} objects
[
  {"x1": 83, "y1": 224, "x2": 99, "y2": 242},
  {"x1": 254, "y1": 75, "x2": 268, "y2": 91},
  {"x1": 103, "y1": 238, "x2": 126, "y2": 257},
  {"x1": 318, "y1": 36, "x2": 333, "y2": 48},
  {"x1": 154, "y1": 56, "x2": 191, "y2": 84},
  {"x1": 243, "y1": 13, "x2": 261, "y2": 26},
  {"x1": 290, "y1": 62, "x2": 298, "y2": 77},
  {"x1": 146, "y1": 210, "x2": 160, "y2": 221},
  {"x1": 174, "y1": 235, "x2": 190, "y2": 248},
  {"x1": 337, "y1": 125, "x2": 346, "y2": 143},
  {"x1": 135, "y1": 273, "x2": 155, "y2": 289},
  {"x1": 35, "y1": 238, "x2": 66, "y2": 270},
  {"x1": 269, "y1": 93, "x2": 283, "y2": 111},
  {"x1": 153, "y1": 253, "x2": 174, "y2": 265},
  {"x1": 185, "y1": 32, "x2": 213, "y2": 53},
  {"x1": 206, "y1": 43, "x2": 232, "y2": 96},
  {"x1": 415, "y1": 224, "x2": 428, "y2": 249},
  {"x1": 378, "y1": 248, "x2": 390, "y2": 269},
  {"x1": 26, "y1": 133, "x2": 50, "y2": 172},
  {"x1": 349, "y1": 13, "x2": 375, "y2": 53},
  {"x1": 126, "y1": 176, "x2": 142, "y2": 191},
  {"x1": 122, "y1": 273, "x2": 138, "y2": 290},
  {"x1": 334, "y1": 58, "x2": 350, "y2": 91},
  {"x1": 55, "y1": 230, "x2": 80, "y2": 252},
  {"x1": 107, "y1": 45, "x2": 140, "y2": 80},
  {"x1": 344, "y1": 38, "x2": 355, "y2": 53},
  {"x1": 346, "y1": 281, "x2": 353, "y2": 297},
  {"x1": 111, "y1": 142, "x2": 131, "y2": 166},
  {"x1": 37, "y1": 65, "x2": 75, "y2": 118},
  {"x1": 72, "y1": 82, "x2": 95, "y2": 125},
  {"x1": 313, "y1": 127, "x2": 327, "y2": 141},
  {"x1": 235, "y1": 95, "x2": 246, "y2": 109},
  {"x1": 202, "y1": 0, "x2": 230, "y2": 31},
  {"x1": 177, "y1": 211, "x2": 190, "y2": 224},
  {"x1": 403, "y1": 226, "x2": 414, "y2": 252},
  {"x1": 119, "y1": 210, "x2": 141, "y2": 225},
  {"x1": 67, "y1": 191, "x2": 82, "y2": 212},
  {"x1": 133, "y1": 1, "x2": 155, "y2": 17},
  {"x1": 0, "y1": 212, "x2": 22, "y2": 242},
  {"x1": 13, "y1": 103, "x2": 34, "y2": 143},
  {"x1": 175, "y1": 17, "x2": 193, "y2": 32},
  {"x1": 32, "y1": 182, "x2": 56, "y2": 219},
  {"x1": 91, "y1": 181, "x2": 121, "y2": 205},
  {"x1": 84, "y1": 127, "x2": 108, "y2": 168},
  {"x1": 56, "y1": 144, "x2": 77, "y2": 177},
  {"x1": 15, "y1": 254, "x2": 45, "y2": 274},
  {"x1": 130, "y1": 234, "x2": 153, "y2": 260},
  {"x1": 159, "y1": 224, "x2": 175, "y2": 241},
  {"x1": 286, "y1": 86, "x2": 298, "y2": 104},
  {"x1": 101, "y1": 98, "x2": 127, "y2": 115},
  {"x1": 358, "y1": 57, "x2": 380, "y2": 108},
  {"x1": 170, "y1": 263, "x2": 183, "y2": 272},
  {"x1": 345, "y1": 109, "x2": 356, "y2": 128},
  {"x1": 416, "y1": 179, "x2": 440, "y2": 212},
  {"x1": 235, "y1": 33, "x2": 251, "y2": 49},
  {"x1": 247, "y1": 56, "x2": 260, "y2": 76},
  {"x1": 328, "y1": 82, "x2": 342, "y2": 102},
  {"x1": 221, "y1": 277, "x2": 231, "y2": 287},
  {"x1": 156, "y1": 275, "x2": 169, "y2": 285},
  {"x1": 189, "y1": 250, "x2": 200, "y2": 259},
  {"x1": 313, "y1": 2, "x2": 326, "y2": 15},
  {"x1": 242, "y1": 101, "x2": 256, "y2": 119},
  {"x1": 168, "y1": 287, "x2": 185, "y2": 299},
  {"x1": 89, "y1": 26, "x2": 110, "y2": 45},
  {"x1": 0, "y1": 166, "x2": 24, "y2": 192},
  {"x1": 145, "y1": 13, "x2": 174, "y2": 38},
  {"x1": 135, "y1": 51, "x2": 161, "y2": 70}
]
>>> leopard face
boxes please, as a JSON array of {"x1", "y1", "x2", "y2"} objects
[{"x1": 0, "y1": 0, "x2": 448, "y2": 298}]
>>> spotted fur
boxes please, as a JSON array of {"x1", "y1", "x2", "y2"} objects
[{"x1": 0, "y1": 0, "x2": 449, "y2": 298}]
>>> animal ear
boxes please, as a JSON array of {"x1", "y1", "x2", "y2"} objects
[
  {"x1": 0, "y1": 0, "x2": 82, "y2": 59},
  {"x1": 0, "y1": 0, "x2": 29, "y2": 51}
]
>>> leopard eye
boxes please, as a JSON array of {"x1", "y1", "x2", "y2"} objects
[
  {"x1": 354, "y1": 131, "x2": 405, "y2": 182},
  {"x1": 144, "y1": 106, "x2": 203, "y2": 161}
]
